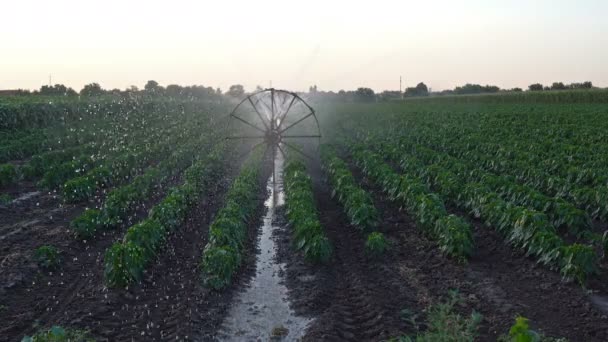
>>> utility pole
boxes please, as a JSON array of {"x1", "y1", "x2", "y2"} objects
[
  {"x1": 49, "y1": 74, "x2": 52, "y2": 87},
  {"x1": 399, "y1": 76, "x2": 402, "y2": 93}
]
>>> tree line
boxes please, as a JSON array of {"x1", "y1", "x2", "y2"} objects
[{"x1": 0, "y1": 80, "x2": 596, "y2": 103}]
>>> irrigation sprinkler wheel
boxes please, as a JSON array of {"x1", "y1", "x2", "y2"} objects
[{"x1": 226, "y1": 88, "x2": 321, "y2": 181}]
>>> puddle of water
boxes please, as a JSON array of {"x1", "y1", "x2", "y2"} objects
[{"x1": 217, "y1": 151, "x2": 312, "y2": 341}]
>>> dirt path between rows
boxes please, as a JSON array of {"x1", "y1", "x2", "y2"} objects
[
  {"x1": 346, "y1": 159, "x2": 608, "y2": 341},
  {"x1": 273, "y1": 156, "x2": 420, "y2": 341}
]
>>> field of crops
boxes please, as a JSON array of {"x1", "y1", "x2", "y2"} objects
[{"x1": 2, "y1": 92, "x2": 608, "y2": 341}]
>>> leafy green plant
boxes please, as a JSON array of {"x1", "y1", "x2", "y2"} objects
[
  {"x1": 200, "y1": 150, "x2": 261, "y2": 290},
  {"x1": 34, "y1": 245, "x2": 60, "y2": 270},
  {"x1": 104, "y1": 144, "x2": 226, "y2": 288},
  {"x1": 350, "y1": 144, "x2": 473, "y2": 261},
  {"x1": 201, "y1": 245, "x2": 240, "y2": 290},
  {"x1": 497, "y1": 316, "x2": 568, "y2": 342},
  {"x1": 62, "y1": 176, "x2": 96, "y2": 203},
  {"x1": 70, "y1": 209, "x2": 102, "y2": 239},
  {"x1": 104, "y1": 241, "x2": 146, "y2": 287},
  {"x1": 0, "y1": 163, "x2": 18, "y2": 187},
  {"x1": 321, "y1": 146, "x2": 378, "y2": 231},
  {"x1": 21, "y1": 325, "x2": 95, "y2": 342},
  {"x1": 284, "y1": 158, "x2": 332, "y2": 264},
  {"x1": 365, "y1": 232, "x2": 388, "y2": 256},
  {"x1": 392, "y1": 290, "x2": 482, "y2": 342}
]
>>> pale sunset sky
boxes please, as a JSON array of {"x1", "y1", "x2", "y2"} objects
[{"x1": 1, "y1": 0, "x2": 607, "y2": 92}]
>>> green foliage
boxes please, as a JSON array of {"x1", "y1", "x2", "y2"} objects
[
  {"x1": 21, "y1": 325, "x2": 95, "y2": 342},
  {"x1": 0, "y1": 163, "x2": 18, "y2": 187},
  {"x1": 497, "y1": 316, "x2": 568, "y2": 342},
  {"x1": 394, "y1": 291, "x2": 482, "y2": 342},
  {"x1": 200, "y1": 153, "x2": 261, "y2": 290},
  {"x1": 104, "y1": 241, "x2": 146, "y2": 287},
  {"x1": 284, "y1": 159, "x2": 332, "y2": 263},
  {"x1": 104, "y1": 144, "x2": 226, "y2": 288},
  {"x1": 62, "y1": 176, "x2": 97, "y2": 203},
  {"x1": 34, "y1": 245, "x2": 60, "y2": 270},
  {"x1": 367, "y1": 136, "x2": 600, "y2": 284},
  {"x1": 559, "y1": 244, "x2": 597, "y2": 284},
  {"x1": 321, "y1": 146, "x2": 378, "y2": 231},
  {"x1": 70, "y1": 209, "x2": 102, "y2": 239},
  {"x1": 351, "y1": 145, "x2": 473, "y2": 261},
  {"x1": 39, "y1": 156, "x2": 95, "y2": 189},
  {"x1": 365, "y1": 232, "x2": 388, "y2": 257},
  {"x1": 201, "y1": 245, "x2": 240, "y2": 290}
]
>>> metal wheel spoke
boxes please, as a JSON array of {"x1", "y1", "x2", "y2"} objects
[
  {"x1": 230, "y1": 114, "x2": 266, "y2": 134},
  {"x1": 271, "y1": 89, "x2": 275, "y2": 125},
  {"x1": 282, "y1": 134, "x2": 322, "y2": 138},
  {"x1": 278, "y1": 144, "x2": 288, "y2": 159},
  {"x1": 248, "y1": 97, "x2": 270, "y2": 130},
  {"x1": 283, "y1": 141, "x2": 315, "y2": 160},
  {"x1": 279, "y1": 112, "x2": 314, "y2": 134},
  {"x1": 277, "y1": 96, "x2": 297, "y2": 129},
  {"x1": 226, "y1": 135, "x2": 265, "y2": 139}
]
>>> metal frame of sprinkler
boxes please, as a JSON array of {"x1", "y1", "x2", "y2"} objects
[{"x1": 226, "y1": 88, "x2": 321, "y2": 183}]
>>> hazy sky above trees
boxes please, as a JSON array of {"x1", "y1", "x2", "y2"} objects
[{"x1": 2, "y1": 0, "x2": 607, "y2": 92}]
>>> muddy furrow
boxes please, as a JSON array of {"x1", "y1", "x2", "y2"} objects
[
  {"x1": 296, "y1": 159, "x2": 417, "y2": 341},
  {"x1": 348, "y1": 159, "x2": 608, "y2": 341}
]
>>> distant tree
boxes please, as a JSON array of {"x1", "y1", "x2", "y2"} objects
[
  {"x1": 528, "y1": 83, "x2": 544, "y2": 91},
  {"x1": 568, "y1": 81, "x2": 593, "y2": 89},
  {"x1": 80, "y1": 83, "x2": 105, "y2": 96},
  {"x1": 227, "y1": 84, "x2": 245, "y2": 97},
  {"x1": 216, "y1": 88, "x2": 222, "y2": 95},
  {"x1": 165, "y1": 84, "x2": 183, "y2": 97},
  {"x1": 379, "y1": 90, "x2": 401, "y2": 101},
  {"x1": 511, "y1": 88, "x2": 523, "y2": 92},
  {"x1": 404, "y1": 82, "x2": 429, "y2": 97},
  {"x1": 309, "y1": 85, "x2": 318, "y2": 94},
  {"x1": 255, "y1": 85, "x2": 264, "y2": 92},
  {"x1": 39, "y1": 84, "x2": 77, "y2": 96},
  {"x1": 551, "y1": 82, "x2": 567, "y2": 90},
  {"x1": 354, "y1": 87, "x2": 375, "y2": 102},
  {"x1": 454, "y1": 83, "x2": 500, "y2": 95},
  {"x1": 144, "y1": 80, "x2": 164, "y2": 95},
  {"x1": 415, "y1": 82, "x2": 429, "y2": 96}
]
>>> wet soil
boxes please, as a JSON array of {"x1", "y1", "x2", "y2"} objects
[
  {"x1": 340, "y1": 159, "x2": 608, "y2": 341},
  {"x1": 274, "y1": 156, "x2": 420, "y2": 341},
  {"x1": 3, "y1": 146, "x2": 608, "y2": 341}
]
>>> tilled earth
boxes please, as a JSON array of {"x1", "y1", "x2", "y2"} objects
[{"x1": 2, "y1": 153, "x2": 608, "y2": 341}]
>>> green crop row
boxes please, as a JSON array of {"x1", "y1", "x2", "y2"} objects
[
  {"x1": 103, "y1": 144, "x2": 226, "y2": 287},
  {"x1": 385, "y1": 138, "x2": 593, "y2": 237},
  {"x1": 0, "y1": 163, "x2": 18, "y2": 187},
  {"x1": 199, "y1": 149, "x2": 264, "y2": 290},
  {"x1": 284, "y1": 158, "x2": 332, "y2": 263},
  {"x1": 321, "y1": 146, "x2": 389, "y2": 256},
  {"x1": 372, "y1": 137, "x2": 598, "y2": 283},
  {"x1": 71, "y1": 134, "x2": 215, "y2": 239},
  {"x1": 320, "y1": 145, "x2": 378, "y2": 231},
  {"x1": 409, "y1": 128, "x2": 608, "y2": 223},
  {"x1": 0, "y1": 130, "x2": 47, "y2": 163},
  {"x1": 42, "y1": 117, "x2": 198, "y2": 192},
  {"x1": 350, "y1": 143, "x2": 473, "y2": 261}
]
